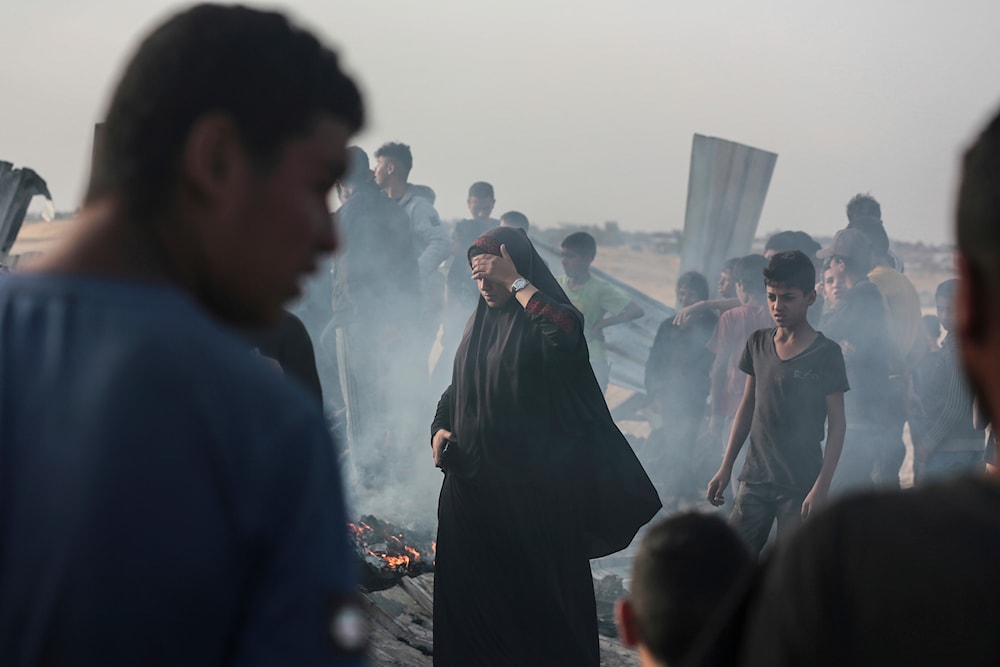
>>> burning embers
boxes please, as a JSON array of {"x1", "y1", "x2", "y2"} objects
[{"x1": 348, "y1": 515, "x2": 435, "y2": 591}]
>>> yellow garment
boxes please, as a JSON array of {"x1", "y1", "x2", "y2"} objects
[
  {"x1": 868, "y1": 265, "x2": 922, "y2": 358},
  {"x1": 558, "y1": 274, "x2": 629, "y2": 362}
]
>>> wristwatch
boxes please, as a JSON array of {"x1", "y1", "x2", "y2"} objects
[{"x1": 510, "y1": 277, "x2": 531, "y2": 294}]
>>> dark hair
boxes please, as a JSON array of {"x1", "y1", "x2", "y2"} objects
[
  {"x1": 468, "y1": 181, "x2": 494, "y2": 199},
  {"x1": 630, "y1": 513, "x2": 751, "y2": 666},
  {"x1": 764, "y1": 231, "x2": 821, "y2": 260},
  {"x1": 847, "y1": 217, "x2": 890, "y2": 259},
  {"x1": 722, "y1": 257, "x2": 741, "y2": 274},
  {"x1": 500, "y1": 210, "x2": 530, "y2": 231},
  {"x1": 561, "y1": 231, "x2": 596, "y2": 260},
  {"x1": 733, "y1": 254, "x2": 769, "y2": 298},
  {"x1": 341, "y1": 145, "x2": 370, "y2": 185},
  {"x1": 87, "y1": 4, "x2": 363, "y2": 219},
  {"x1": 764, "y1": 250, "x2": 816, "y2": 293},
  {"x1": 958, "y1": 109, "x2": 1000, "y2": 290},
  {"x1": 374, "y1": 142, "x2": 413, "y2": 177},
  {"x1": 846, "y1": 193, "x2": 882, "y2": 224},
  {"x1": 677, "y1": 271, "x2": 710, "y2": 302},
  {"x1": 936, "y1": 278, "x2": 959, "y2": 301}
]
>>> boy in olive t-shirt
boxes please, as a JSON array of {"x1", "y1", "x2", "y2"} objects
[{"x1": 707, "y1": 251, "x2": 849, "y2": 555}]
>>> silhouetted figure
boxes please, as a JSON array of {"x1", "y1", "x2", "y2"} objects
[
  {"x1": 645, "y1": 271, "x2": 717, "y2": 500},
  {"x1": 615, "y1": 513, "x2": 752, "y2": 667},
  {"x1": 817, "y1": 230, "x2": 894, "y2": 496},
  {"x1": 0, "y1": 6, "x2": 365, "y2": 664},
  {"x1": 326, "y1": 145, "x2": 423, "y2": 488}
]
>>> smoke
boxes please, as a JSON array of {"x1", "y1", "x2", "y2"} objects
[{"x1": 292, "y1": 238, "x2": 460, "y2": 534}]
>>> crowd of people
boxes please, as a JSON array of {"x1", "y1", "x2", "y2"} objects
[{"x1": 3, "y1": 3, "x2": 1000, "y2": 667}]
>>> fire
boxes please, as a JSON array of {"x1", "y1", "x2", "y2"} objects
[{"x1": 347, "y1": 516, "x2": 432, "y2": 576}]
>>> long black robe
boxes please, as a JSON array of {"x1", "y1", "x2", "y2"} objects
[{"x1": 431, "y1": 227, "x2": 660, "y2": 666}]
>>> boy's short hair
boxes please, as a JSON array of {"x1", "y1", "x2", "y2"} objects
[
  {"x1": 846, "y1": 193, "x2": 882, "y2": 224},
  {"x1": 722, "y1": 257, "x2": 741, "y2": 274},
  {"x1": 733, "y1": 254, "x2": 769, "y2": 298},
  {"x1": 764, "y1": 231, "x2": 821, "y2": 261},
  {"x1": 468, "y1": 181, "x2": 494, "y2": 199},
  {"x1": 677, "y1": 271, "x2": 710, "y2": 302},
  {"x1": 500, "y1": 210, "x2": 530, "y2": 231},
  {"x1": 374, "y1": 142, "x2": 413, "y2": 176},
  {"x1": 846, "y1": 217, "x2": 891, "y2": 259},
  {"x1": 629, "y1": 513, "x2": 751, "y2": 666},
  {"x1": 561, "y1": 231, "x2": 596, "y2": 260},
  {"x1": 764, "y1": 250, "x2": 816, "y2": 293},
  {"x1": 86, "y1": 4, "x2": 364, "y2": 221}
]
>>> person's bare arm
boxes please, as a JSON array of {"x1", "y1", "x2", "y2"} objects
[
  {"x1": 673, "y1": 298, "x2": 740, "y2": 326},
  {"x1": 592, "y1": 301, "x2": 644, "y2": 334},
  {"x1": 802, "y1": 392, "x2": 846, "y2": 519},
  {"x1": 707, "y1": 374, "x2": 755, "y2": 505}
]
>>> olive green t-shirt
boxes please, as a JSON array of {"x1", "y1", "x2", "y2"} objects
[{"x1": 557, "y1": 274, "x2": 629, "y2": 362}]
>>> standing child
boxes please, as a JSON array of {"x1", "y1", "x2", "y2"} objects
[
  {"x1": 706, "y1": 254, "x2": 774, "y2": 489},
  {"x1": 558, "y1": 232, "x2": 644, "y2": 392},
  {"x1": 707, "y1": 251, "x2": 848, "y2": 555}
]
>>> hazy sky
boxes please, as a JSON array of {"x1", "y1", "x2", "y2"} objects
[{"x1": 3, "y1": 0, "x2": 1000, "y2": 244}]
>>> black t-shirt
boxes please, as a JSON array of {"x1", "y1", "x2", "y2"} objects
[
  {"x1": 738, "y1": 329, "x2": 849, "y2": 491},
  {"x1": 734, "y1": 477, "x2": 1000, "y2": 666}
]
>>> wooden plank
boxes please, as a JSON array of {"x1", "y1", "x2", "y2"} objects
[{"x1": 399, "y1": 577, "x2": 434, "y2": 615}]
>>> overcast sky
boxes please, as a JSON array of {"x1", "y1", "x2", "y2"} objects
[{"x1": 3, "y1": 0, "x2": 1000, "y2": 244}]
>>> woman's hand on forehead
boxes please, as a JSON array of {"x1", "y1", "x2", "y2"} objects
[{"x1": 471, "y1": 244, "x2": 522, "y2": 287}]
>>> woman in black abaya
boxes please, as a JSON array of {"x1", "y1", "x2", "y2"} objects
[{"x1": 431, "y1": 227, "x2": 660, "y2": 666}]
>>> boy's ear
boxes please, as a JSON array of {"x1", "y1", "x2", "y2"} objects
[
  {"x1": 615, "y1": 599, "x2": 641, "y2": 648},
  {"x1": 806, "y1": 289, "x2": 817, "y2": 306}
]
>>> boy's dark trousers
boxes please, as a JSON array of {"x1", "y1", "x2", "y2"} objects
[{"x1": 729, "y1": 482, "x2": 806, "y2": 555}]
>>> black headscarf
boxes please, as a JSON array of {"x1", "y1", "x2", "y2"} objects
[{"x1": 448, "y1": 227, "x2": 660, "y2": 558}]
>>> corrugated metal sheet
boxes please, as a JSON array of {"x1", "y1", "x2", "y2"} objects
[
  {"x1": 0, "y1": 161, "x2": 51, "y2": 264},
  {"x1": 533, "y1": 239, "x2": 674, "y2": 394},
  {"x1": 679, "y1": 135, "x2": 777, "y2": 278}
]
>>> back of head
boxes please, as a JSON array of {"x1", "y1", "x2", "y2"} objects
[
  {"x1": 500, "y1": 210, "x2": 530, "y2": 232},
  {"x1": 958, "y1": 114, "x2": 1000, "y2": 292},
  {"x1": 846, "y1": 193, "x2": 882, "y2": 225},
  {"x1": 937, "y1": 278, "x2": 959, "y2": 302},
  {"x1": 87, "y1": 4, "x2": 364, "y2": 219},
  {"x1": 846, "y1": 217, "x2": 890, "y2": 261},
  {"x1": 817, "y1": 228, "x2": 873, "y2": 276},
  {"x1": 734, "y1": 254, "x2": 769, "y2": 298},
  {"x1": 677, "y1": 271, "x2": 710, "y2": 303},
  {"x1": 765, "y1": 231, "x2": 821, "y2": 265},
  {"x1": 561, "y1": 231, "x2": 596, "y2": 260},
  {"x1": 630, "y1": 513, "x2": 751, "y2": 666},
  {"x1": 764, "y1": 250, "x2": 816, "y2": 293},
  {"x1": 468, "y1": 181, "x2": 494, "y2": 200},
  {"x1": 341, "y1": 145, "x2": 371, "y2": 186},
  {"x1": 374, "y1": 141, "x2": 413, "y2": 178}
]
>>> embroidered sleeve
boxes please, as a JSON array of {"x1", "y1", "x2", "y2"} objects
[{"x1": 525, "y1": 294, "x2": 578, "y2": 336}]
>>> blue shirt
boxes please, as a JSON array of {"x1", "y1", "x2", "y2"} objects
[{"x1": 0, "y1": 275, "x2": 362, "y2": 666}]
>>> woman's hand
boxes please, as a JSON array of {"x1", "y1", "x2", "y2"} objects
[
  {"x1": 471, "y1": 244, "x2": 522, "y2": 290},
  {"x1": 432, "y1": 428, "x2": 454, "y2": 468}
]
